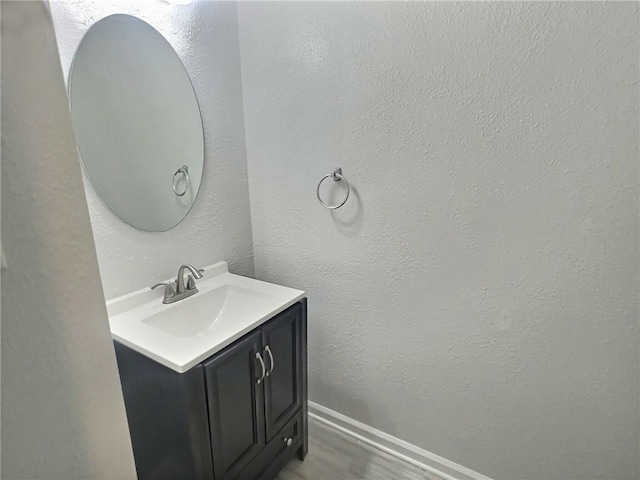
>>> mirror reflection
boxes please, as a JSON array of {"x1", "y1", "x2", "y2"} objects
[{"x1": 68, "y1": 14, "x2": 204, "y2": 231}]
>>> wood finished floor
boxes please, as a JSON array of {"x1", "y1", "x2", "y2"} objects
[{"x1": 276, "y1": 417, "x2": 445, "y2": 480}]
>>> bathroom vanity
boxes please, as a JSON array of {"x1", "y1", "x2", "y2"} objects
[
  {"x1": 108, "y1": 263, "x2": 307, "y2": 480},
  {"x1": 66, "y1": 14, "x2": 309, "y2": 479}
]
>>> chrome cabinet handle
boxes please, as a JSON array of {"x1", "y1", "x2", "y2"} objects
[
  {"x1": 256, "y1": 352, "x2": 266, "y2": 384},
  {"x1": 265, "y1": 345, "x2": 274, "y2": 377},
  {"x1": 283, "y1": 437, "x2": 292, "y2": 447}
]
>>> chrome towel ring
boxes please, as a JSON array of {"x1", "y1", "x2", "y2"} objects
[
  {"x1": 172, "y1": 165, "x2": 189, "y2": 196},
  {"x1": 317, "y1": 167, "x2": 350, "y2": 210}
]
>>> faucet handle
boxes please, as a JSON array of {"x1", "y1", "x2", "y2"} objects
[
  {"x1": 151, "y1": 281, "x2": 175, "y2": 298},
  {"x1": 186, "y1": 275, "x2": 197, "y2": 291}
]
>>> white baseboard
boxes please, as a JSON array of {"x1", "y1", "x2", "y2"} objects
[{"x1": 308, "y1": 401, "x2": 493, "y2": 480}]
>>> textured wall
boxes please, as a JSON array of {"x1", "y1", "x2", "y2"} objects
[
  {"x1": 1, "y1": 1, "x2": 137, "y2": 477},
  {"x1": 50, "y1": 0, "x2": 253, "y2": 299},
  {"x1": 237, "y1": 2, "x2": 639, "y2": 479}
]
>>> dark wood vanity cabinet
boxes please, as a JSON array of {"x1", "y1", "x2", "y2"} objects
[
  {"x1": 114, "y1": 299, "x2": 307, "y2": 480},
  {"x1": 204, "y1": 331, "x2": 266, "y2": 479},
  {"x1": 262, "y1": 306, "x2": 304, "y2": 442}
]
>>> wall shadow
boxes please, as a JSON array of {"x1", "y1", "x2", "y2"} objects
[{"x1": 328, "y1": 184, "x2": 364, "y2": 236}]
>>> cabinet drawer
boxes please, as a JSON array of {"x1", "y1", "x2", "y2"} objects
[{"x1": 236, "y1": 411, "x2": 303, "y2": 480}]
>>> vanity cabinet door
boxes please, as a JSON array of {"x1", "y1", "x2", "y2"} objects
[
  {"x1": 204, "y1": 331, "x2": 265, "y2": 480},
  {"x1": 262, "y1": 304, "x2": 303, "y2": 442}
]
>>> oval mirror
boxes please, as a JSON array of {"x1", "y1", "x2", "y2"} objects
[{"x1": 68, "y1": 14, "x2": 204, "y2": 232}]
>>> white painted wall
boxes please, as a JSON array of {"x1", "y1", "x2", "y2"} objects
[
  {"x1": 50, "y1": 0, "x2": 253, "y2": 300},
  {"x1": 1, "y1": 1, "x2": 137, "y2": 478},
  {"x1": 237, "y1": 2, "x2": 639, "y2": 479}
]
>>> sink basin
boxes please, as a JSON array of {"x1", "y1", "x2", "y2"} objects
[
  {"x1": 107, "y1": 262, "x2": 304, "y2": 373},
  {"x1": 141, "y1": 284, "x2": 273, "y2": 339}
]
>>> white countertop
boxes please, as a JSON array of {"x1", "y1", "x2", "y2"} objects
[{"x1": 107, "y1": 262, "x2": 305, "y2": 373}]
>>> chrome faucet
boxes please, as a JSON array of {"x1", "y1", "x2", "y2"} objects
[{"x1": 151, "y1": 264, "x2": 204, "y2": 304}]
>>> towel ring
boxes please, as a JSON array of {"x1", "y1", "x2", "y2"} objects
[
  {"x1": 317, "y1": 168, "x2": 350, "y2": 210},
  {"x1": 172, "y1": 165, "x2": 189, "y2": 197}
]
